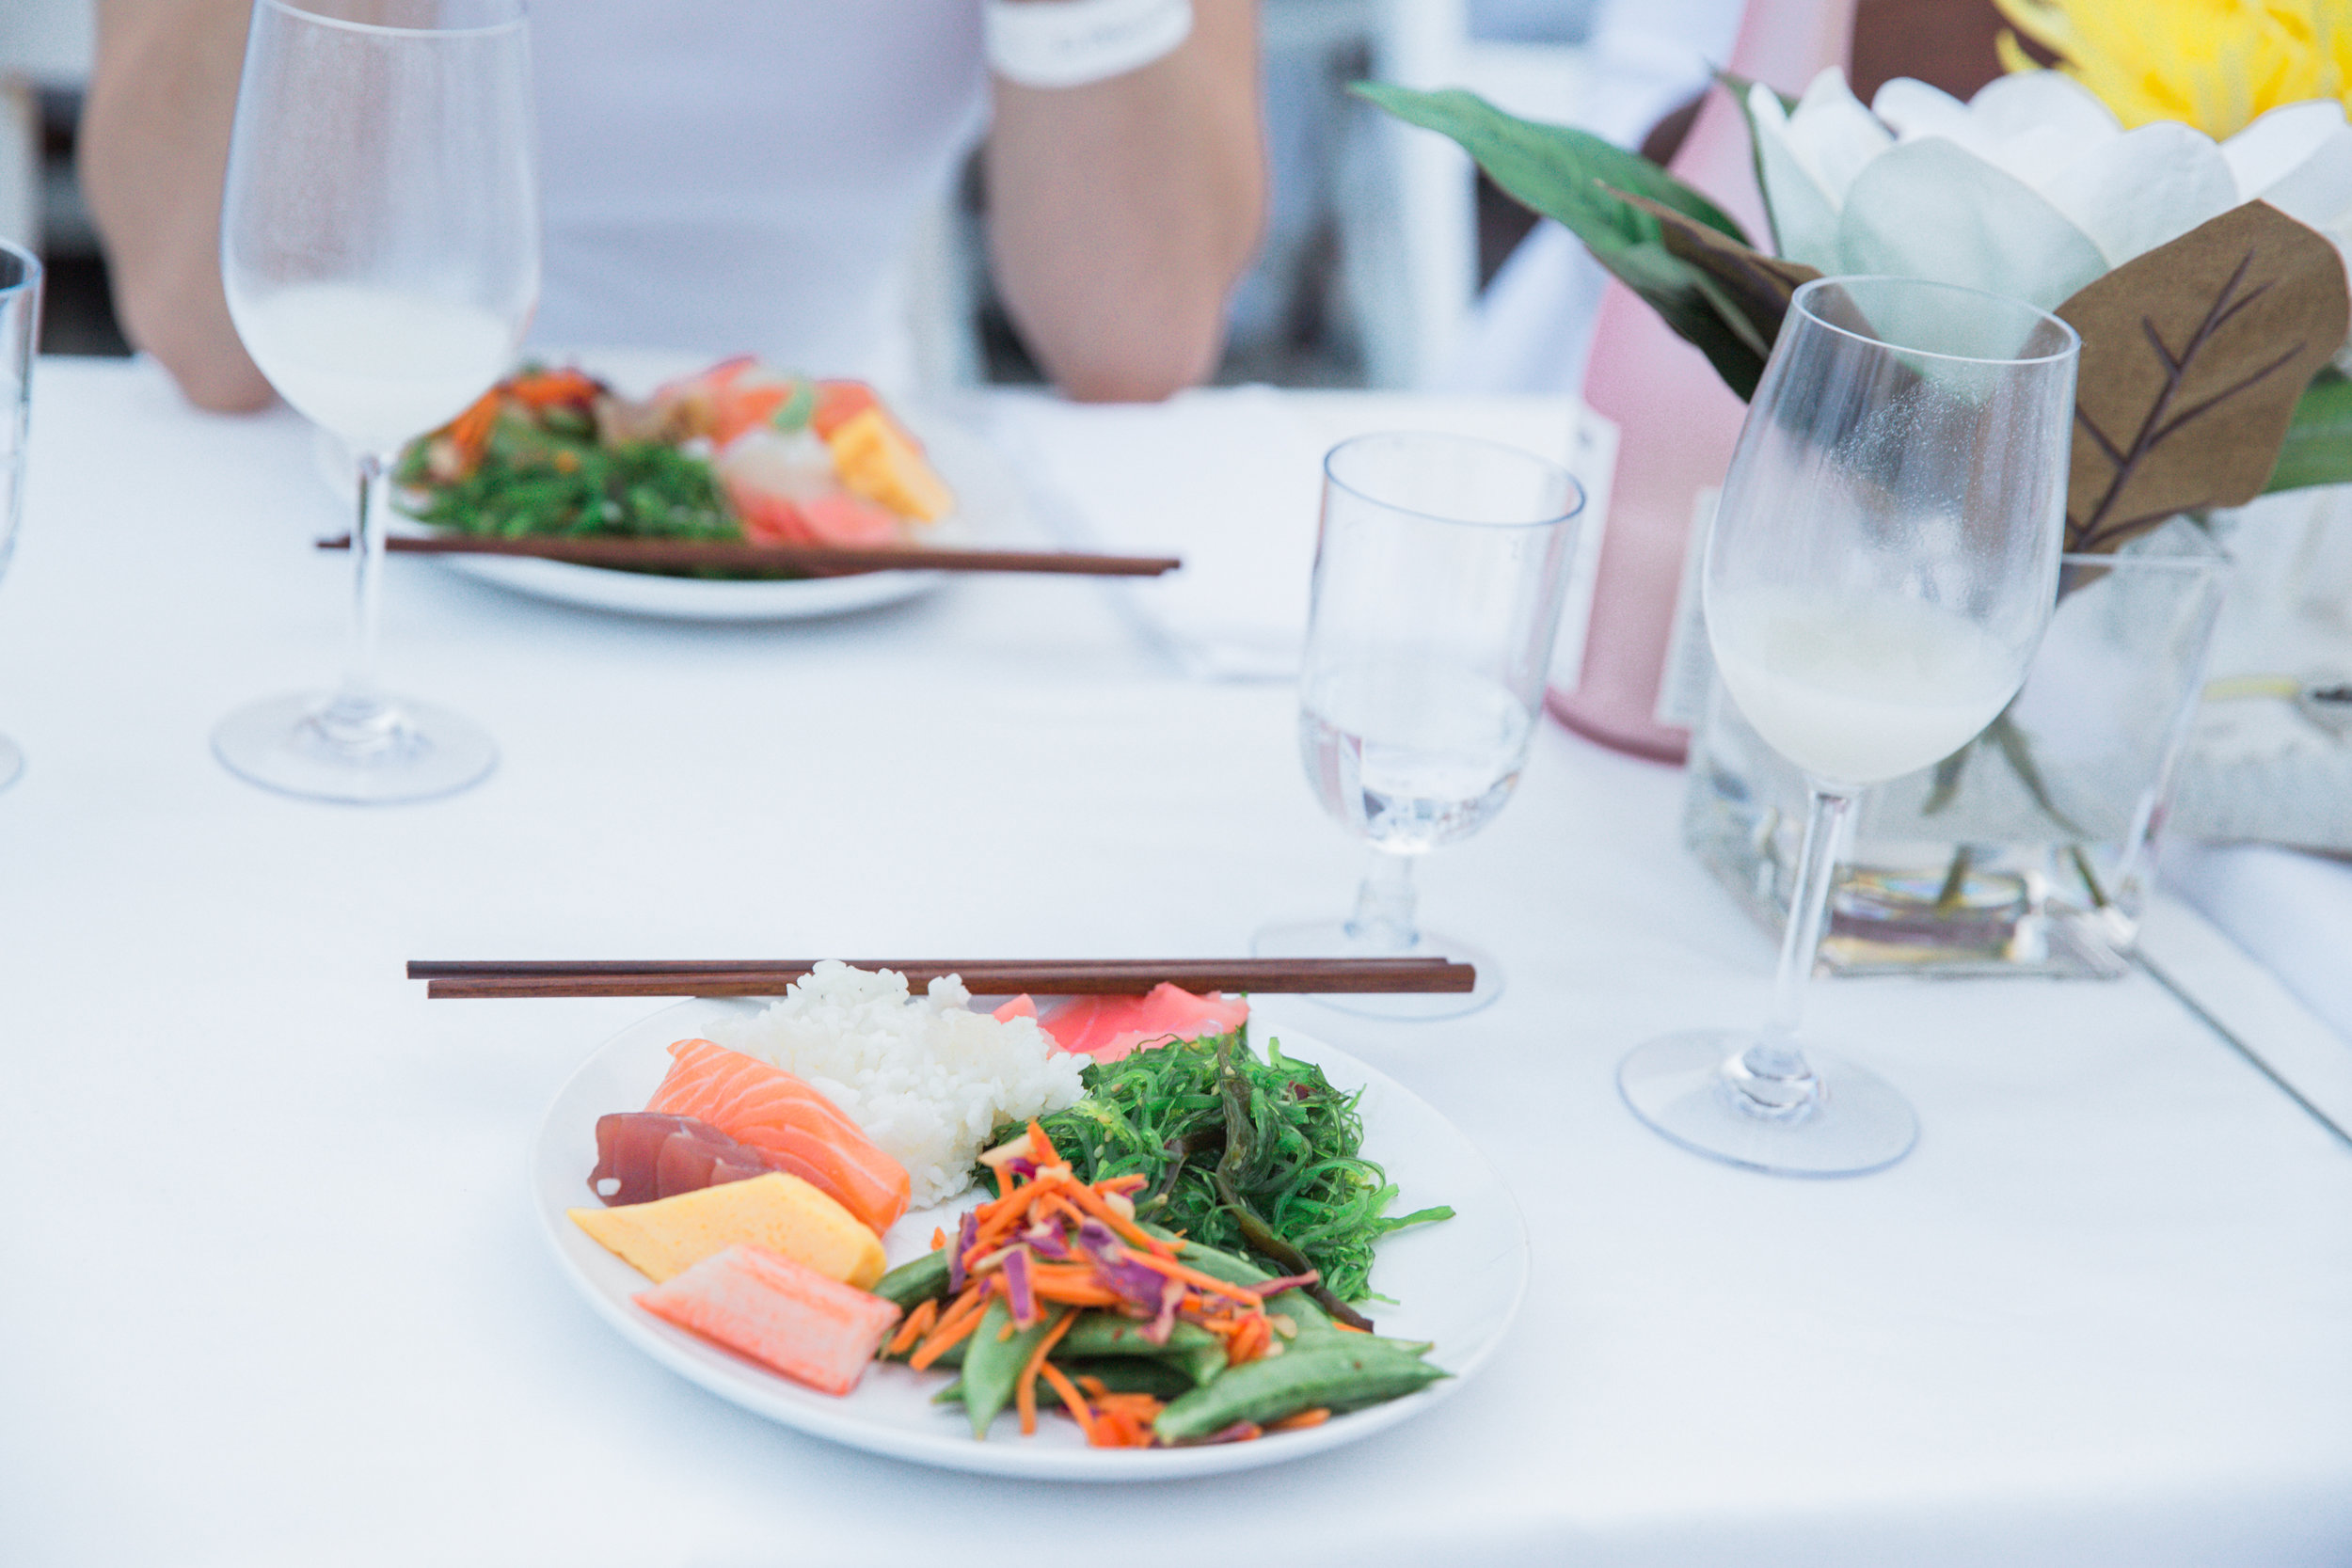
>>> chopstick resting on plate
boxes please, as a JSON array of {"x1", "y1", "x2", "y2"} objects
[
  {"x1": 407, "y1": 957, "x2": 1476, "y2": 999},
  {"x1": 316, "y1": 534, "x2": 1181, "y2": 578}
]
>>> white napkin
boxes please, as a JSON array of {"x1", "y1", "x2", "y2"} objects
[{"x1": 989, "y1": 387, "x2": 1614, "y2": 682}]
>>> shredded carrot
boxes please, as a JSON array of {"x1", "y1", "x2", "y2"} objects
[
  {"x1": 1225, "y1": 1313, "x2": 1272, "y2": 1367},
  {"x1": 1031, "y1": 1282, "x2": 1125, "y2": 1308},
  {"x1": 1332, "y1": 1320, "x2": 1370, "y2": 1334},
  {"x1": 883, "y1": 1298, "x2": 939, "y2": 1357},
  {"x1": 1014, "y1": 1312, "x2": 1077, "y2": 1436},
  {"x1": 506, "y1": 368, "x2": 600, "y2": 408},
  {"x1": 1269, "y1": 1407, "x2": 1331, "y2": 1433},
  {"x1": 909, "y1": 1307, "x2": 982, "y2": 1370},
  {"x1": 447, "y1": 391, "x2": 500, "y2": 460},
  {"x1": 1125, "y1": 1251, "x2": 1263, "y2": 1307},
  {"x1": 969, "y1": 1177, "x2": 1057, "y2": 1254},
  {"x1": 1036, "y1": 1359, "x2": 1098, "y2": 1444},
  {"x1": 1025, "y1": 1117, "x2": 1061, "y2": 1168},
  {"x1": 1099, "y1": 1173, "x2": 1149, "y2": 1195},
  {"x1": 1062, "y1": 1180, "x2": 1179, "y2": 1254},
  {"x1": 930, "y1": 1227, "x2": 946, "y2": 1251},
  {"x1": 908, "y1": 1286, "x2": 989, "y2": 1370}
]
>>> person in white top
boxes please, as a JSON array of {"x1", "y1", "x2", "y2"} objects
[{"x1": 79, "y1": 0, "x2": 1266, "y2": 406}]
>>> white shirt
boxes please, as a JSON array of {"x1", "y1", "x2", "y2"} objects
[{"x1": 527, "y1": 2, "x2": 990, "y2": 386}]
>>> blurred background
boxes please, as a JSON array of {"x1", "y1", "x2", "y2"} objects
[{"x1": 0, "y1": 0, "x2": 1751, "y2": 390}]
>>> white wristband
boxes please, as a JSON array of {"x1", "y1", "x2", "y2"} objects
[{"x1": 984, "y1": 0, "x2": 1195, "y2": 89}]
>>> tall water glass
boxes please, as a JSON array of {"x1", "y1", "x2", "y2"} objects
[
  {"x1": 0, "y1": 243, "x2": 40, "y2": 793},
  {"x1": 215, "y1": 0, "x2": 538, "y2": 802},
  {"x1": 1255, "y1": 433, "x2": 1583, "y2": 1020},
  {"x1": 1620, "y1": 277, "x2": 2079, "y2": 1176}
]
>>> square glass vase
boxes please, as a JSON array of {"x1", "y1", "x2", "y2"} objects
[{"x1": 1683, "y1": 523, "x2": 2232, "y2": 978}]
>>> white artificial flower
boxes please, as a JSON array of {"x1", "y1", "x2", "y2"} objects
[{"x1": 1747, "y1": 69, "x2": 2352, "y2": 311}]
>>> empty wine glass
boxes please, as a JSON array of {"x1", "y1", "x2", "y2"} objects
[
  {"x1": 214, "y1": 0, "x2": 538, "y2": 803},
  {"x1": 1254, "y1": 433, "x2": 1584, "y2": 1019},
  {"x1": 1620, "y1": 276, "x2": 2079, "y2": 1176},
  {"x1": 0, "y1": 242, "x2": 40, "y2": 793}
]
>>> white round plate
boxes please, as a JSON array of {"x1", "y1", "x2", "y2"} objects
[
  {"x1": 345, "y1": 350, "x2": 1021, "y2": 623},
  {"x1": 532, "y1": 999, "x2": 1531, "y2": 1480}
]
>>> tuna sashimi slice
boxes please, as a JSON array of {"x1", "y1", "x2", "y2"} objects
[
  {"x1": 636, "y1": 1243, "x2": 901, "y2": 1397},
  {"x1": 590, "y1": 1111, "x2": 849, "y2": 1212},
  {"x1": 645, "y1": 1039, "x2": 912, "y2": 1235},
  {"x1": 1039, "y1": 985, "x2": 1250, "y2": 1063}
]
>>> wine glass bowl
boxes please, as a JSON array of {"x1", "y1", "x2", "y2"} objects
[
  {"x1": 1258, "y1": 432, "x2": 1584, "y2": 1020},
  {"x1": 1621, "y1": 277, "x2": 2080, "y2": 1175},
  {"x1": 213, "y1": 0, "x2": 538, "y2": 803}
]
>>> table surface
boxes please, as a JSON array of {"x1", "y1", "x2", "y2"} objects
[{"x1": 5, "y1": 358, "x2": 2350, "y2": 1568}]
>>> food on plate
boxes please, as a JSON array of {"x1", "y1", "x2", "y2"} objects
[
  {"x1": 994, "y1": 983, "x2": 1251, "y2": 1063},
  {"x1": 588, "y1": 1112, "x2": 774, "y2": 1206},
  {"x1": 561, "y1": 965, "x2": 1462, "y2": 1448},
  {"x1": 710, "y1": 961, "x2": 1086, "y2": 1211},
  {"x1": 1007, "y1": 1031, "x2": 1451, "y2": 1322},
  {"x1": 395, "y1": 357, "x2": 955, "y2": 555},
  {"x1": 871, "y1": 1138, "x2": 1448, "y2": 1446},
  {"x1": 568, "y1": 1170, "x2": 888, "y2": 1289},
  {"x1": 645, "y1": 1037, "x2": 913, "y2": 1235},
  {"x1": 636, "y1": 1243, "x2": 902, "y2": 1397}
]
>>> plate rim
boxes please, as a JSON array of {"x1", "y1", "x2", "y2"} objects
[{"x1": 531, "y1": 997, "x2": 1532, "y2": 1481}]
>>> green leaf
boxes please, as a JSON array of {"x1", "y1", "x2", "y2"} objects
[
  {"x1": 1606, "y1": 184, "x2": 1821, "y2": 361},
  {"x1": 2265, "y1": 369, "x2": 2352, "y2": 493},
  {"x1": 1353, "y1": 81, "x2": 1773, "y2": 398}
]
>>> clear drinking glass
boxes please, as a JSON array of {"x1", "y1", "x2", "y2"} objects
[
  {"x1": 214, "y1": 0, "x2": 538, "y2": 803},
  {"x1": 0, "y1": 242, "x2": 40, "y2": 793},
  {"x1": 1254, "y1": 433, "x2": 1584, "y2": 1020},
  {"x1": 1619, "y1": 277, "x2": 2079, "y2": 1176}
]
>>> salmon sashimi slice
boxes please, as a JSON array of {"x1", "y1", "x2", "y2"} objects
[
  {"x1": 1034, "y1": 984, "x2": 1250, "y2": 1064},
  {"x1": 636, "y1": 1243, "x2": 901, "y2": 1398},
  {"x1": 645, "y1": 1038, "x2": 912, "y2": 1235}
]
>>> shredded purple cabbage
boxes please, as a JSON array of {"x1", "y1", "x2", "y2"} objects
[
  {"x1": 949, "y1": 1209, "x2": 978, "y2": 1293},
  {"x1": 1004, "y1": 1243, "x2": 1039, "y2": 1327},
  {"x1": 1022, "y1": 1220, "x2": 1071, "y2": 1260},
  {"x1": 1143, "y1": 1275, "x2": 1187, "y2": 1345},
  {"x1": 1245, "y1": 1272, "x2": 1319, "y2": 1298}
]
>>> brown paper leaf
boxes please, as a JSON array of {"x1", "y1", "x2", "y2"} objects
[
  {"x1": 1606, "y1": 185, "x2": 1822, "y2": 362},
  {"x1": 2057, "y1": 200, "x2": 2349, "y2": 553}
]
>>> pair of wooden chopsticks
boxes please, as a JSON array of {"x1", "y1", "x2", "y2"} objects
[
  {"x1": 316, "y1": 534, "x2": 1181, "y2": 578},
  {"x1": 407, "y1": 957, "x2": 1476, "y2": 1000}
]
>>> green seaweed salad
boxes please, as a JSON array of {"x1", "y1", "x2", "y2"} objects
[
  {"x1": 986, "y1": 1031, "x2": 1451, "y2": 1329},
  {"x1": 393, "y1": 394, "x2": 737, "y2": 543}
]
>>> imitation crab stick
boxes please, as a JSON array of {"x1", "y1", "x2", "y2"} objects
[{"x1": 636, "y1": 1243, "x2": 900, "y2": 1397}]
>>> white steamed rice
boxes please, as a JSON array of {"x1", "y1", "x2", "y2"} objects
[{"x1": 710, "y1": 960, "x2": 1086, "y2": 1211}]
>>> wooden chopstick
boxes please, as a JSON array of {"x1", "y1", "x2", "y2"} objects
[
  {"x1": 316, "y1": 533, "x2": 1181, "y2": 578},
  {"x1": 408, "y1": 957, "x2": 1476, "y2": 999}
]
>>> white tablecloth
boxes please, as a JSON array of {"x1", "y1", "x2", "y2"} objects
[{"x1": 5, "y1": 359, "x2": 2350, "y2": 1568}]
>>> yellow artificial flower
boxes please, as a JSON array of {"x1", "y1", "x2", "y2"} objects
[{"x1": 1996, "y1": 0, "x2": 2352, "y2": 139}]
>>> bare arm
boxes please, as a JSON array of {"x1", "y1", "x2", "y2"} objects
[
  {"x1": 79, "y1": 0, "x2": 271, "y2": 411},
  {"x1": 985, "y1": 0, "x2": 1266, "y2": 403}
]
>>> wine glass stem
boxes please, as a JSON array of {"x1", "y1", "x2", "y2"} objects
[
  {"x1": 1730, "y1": 784, "x2": 1852, "y2": 1108},
  {"x1": 1345, "y1": 848, "x2": 1420, "y2": 953},
  {"x1": 310, "y1": 451, "x2": 404, "y2": 755},
  {"x1": 345, "y1": 451, "x2": 389, "y2": 705}
]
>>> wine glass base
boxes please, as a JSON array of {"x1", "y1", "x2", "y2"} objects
[
  {"x1": 0, "y1": 734, "x2": 21, "y2": 793},
  {"x1": 1618, "y1": 1029, "x2": 1918, "y2": 1177},
  {"x1": 213, "y1": 691, "x2": 497, "y2": 805},
  {"x1": 1249, "y1": 919, "x2": 1502, "y2": 1020}
]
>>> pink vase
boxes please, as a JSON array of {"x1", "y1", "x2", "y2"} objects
[{"x1": 1549, "y1": 0, "x2": 1859, "y2": 763}]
